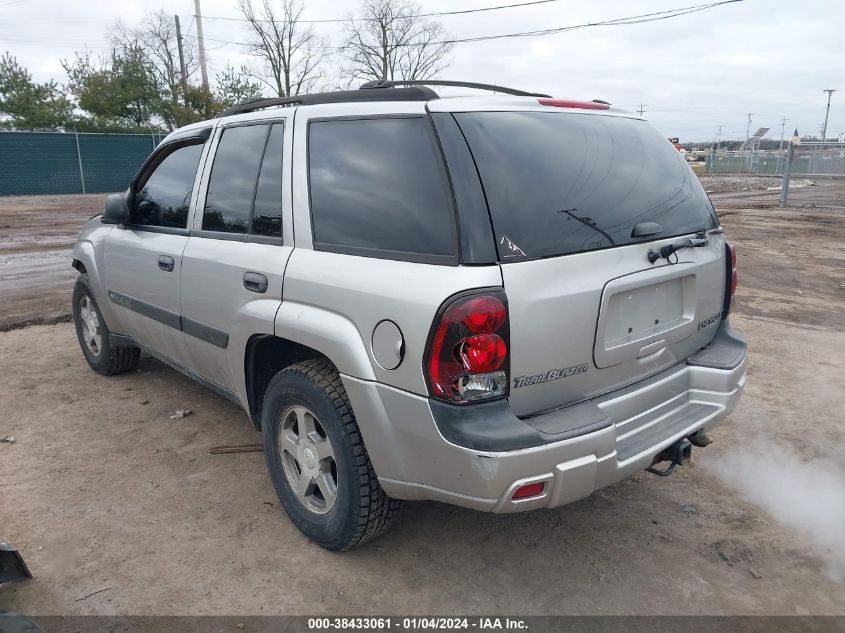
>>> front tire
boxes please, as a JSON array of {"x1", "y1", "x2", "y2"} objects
[
  {"x1": 261, "y1": 359, "x2": 401, "y2": 550},
  {"x1": 72, "y1": 275, "x2": 140, "y2": 376}
]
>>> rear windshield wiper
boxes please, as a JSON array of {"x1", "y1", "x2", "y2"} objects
[
  {"x1": 558, "y1": 208, "x2": 616, "y2": 246},
  {"x1": 647, "y1": 233, "x2": 708, "y2": 264}
]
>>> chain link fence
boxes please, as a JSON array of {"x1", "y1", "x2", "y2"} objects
[
  {"x1": 0, "y1": 130, "x2": 166, "y2": 196},
  {"x1": 706, "y1": 142, "x2": 845, "y2": 177}
]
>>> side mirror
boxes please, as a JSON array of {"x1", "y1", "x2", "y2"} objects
[{"x1": 102, "y1": 193, "x2": 130, "y2": 225}]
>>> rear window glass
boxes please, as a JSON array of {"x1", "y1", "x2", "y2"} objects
[
  {"x1": 453, "y1": 112, "x2": 718, "y2": 260},
  {"x1": 308, "y1": 117, "x2": 456, "y2": 261}
]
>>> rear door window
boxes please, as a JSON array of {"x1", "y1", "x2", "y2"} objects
[
  {"x1": 251, "y1": 123, "x2": 283, "y2": 238},
  {"x1": 203, "y1": 124, "x2": 269, "y2": 234},
  {"x1": 453, "y1": 112, "x2": 718, "y2": 260},
  {"x1": 308, "y1": 117, "x2": 456, "y2": 262}
]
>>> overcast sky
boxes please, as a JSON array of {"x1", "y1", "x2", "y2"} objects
[{"x1": 2, "y1": 0, "x2": 843, "y2": 141}]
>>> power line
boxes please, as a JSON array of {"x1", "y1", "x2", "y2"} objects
[
  {"x1": 188, "y1": 0, "x2": 746, "y2": 51},
  {"x1": 0, "y1": 18, "x2": 113, "y2": 25},
  {"x1": 436, "y1": 1, "x2": 745, "y2": 45},
  {"x1": 713, "y1": 125, "x2": 722, "y2": 151},
  {"x1": 0, "y1": 35, "x2": 111, "y2": 48},
  {"x1": 0, "y1": 41, "x2": 111, "y2": 49},
  {"x1": 198, "y1": 0, "x2": 565, "y2": 24}
]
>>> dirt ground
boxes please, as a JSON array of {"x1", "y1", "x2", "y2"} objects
[
  {"x1": 1, "y1": 179, "x2": 844, "y2": 615},
  {"x1": 0, "y1": 194, "x2": 107, "y2": 331}
]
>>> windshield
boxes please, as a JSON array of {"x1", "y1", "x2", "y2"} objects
[{"x1": 452, "y1": 111, "x2": 718, "y2": 260}]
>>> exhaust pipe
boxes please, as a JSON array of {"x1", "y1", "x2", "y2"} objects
[
  {"x1": 646, "y1": 438, "x2": 692, "y2": 477},
  {"x1": 688, "y1": 430, "x2": 711, "y2": 448}
]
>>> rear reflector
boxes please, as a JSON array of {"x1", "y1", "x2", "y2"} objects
[
  {"x1": 538, "y1": 98, "x2": 610, "y2": 110},
  {"x1": 728, "y1": 243, "x2": 738, "y2": 295},
  {"x1": 512, "y1": 482, "x2": 545, "y2": 499}
]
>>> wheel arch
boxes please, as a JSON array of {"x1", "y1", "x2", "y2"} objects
[
  {"x1": 72, "y1": 240, "x2": 120, "y2": 330},
  {"x1": 244, "y1": 334, "x2": 329, "y2": 429}
]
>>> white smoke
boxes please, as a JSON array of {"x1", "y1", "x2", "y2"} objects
[{"x1": 702, "y1": 441, "x2": 845, "y2": 582}]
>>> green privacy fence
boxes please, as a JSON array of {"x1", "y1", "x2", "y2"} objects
[{"x1": 0, "y1": 131, "x2": 167, "y2": 196}]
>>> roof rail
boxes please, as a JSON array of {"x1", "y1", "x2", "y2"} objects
[
  {"x1": 359, "y1": 79, "x2": 551, "y2": 98},
  {"x1": 219, "y1": 85, "x2": 439, "y2": 117}
]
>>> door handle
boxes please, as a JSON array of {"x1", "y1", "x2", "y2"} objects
[
  {"x1": 243, "y1": 272, "x2": 268, "y2": 294},
  {"x1": 158, "y1": 255, "x2": 175, "y2": 272}
]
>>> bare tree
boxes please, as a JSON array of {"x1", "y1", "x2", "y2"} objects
[
  {"x1": 111, "y1": 11, "x2": 200, "y2": 126},
  {"x1": 342, "y1": 0, "x2": 451, "y2": 84},
  {"x1": 237, "y1": 0, "x2": 326, "y2": 97},
  {"x1": 140, "y1": 11, "x2": 199, "y2": 103}
]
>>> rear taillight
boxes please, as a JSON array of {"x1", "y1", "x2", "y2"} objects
[{"x1": 426, "y1": 290, "x2": 509, "y2": 404}]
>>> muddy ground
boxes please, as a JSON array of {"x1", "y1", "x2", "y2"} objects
[
  {"x1": 1, "y1": 179, "x2": 844, "y2": 615},
  {"x1": 0, "y1": 194, "x2": 105, "y2": 331}
]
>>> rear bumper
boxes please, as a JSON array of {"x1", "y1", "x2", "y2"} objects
[{"x1": 343, "y1": 322, "x2": 747, "y2": 513}]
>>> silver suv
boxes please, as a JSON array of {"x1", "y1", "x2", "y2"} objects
[{"x1": 71, "y1": 80, "x2": 747, "y2": 550}]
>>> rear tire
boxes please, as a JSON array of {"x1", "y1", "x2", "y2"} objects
[
  {"x1": 261, "y1": 359, "x2": 401, "y2": 550},
  {"x1": 72, "y1": 275, "x2": 140, "y2": 376}
]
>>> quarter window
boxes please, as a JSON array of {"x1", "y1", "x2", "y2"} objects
[
  {"x1": 132, "y1": 142, "x2": 203, "y2": 229},
  {"x1": 308, "y1": 117, "x2": 456, "y2": 260}
]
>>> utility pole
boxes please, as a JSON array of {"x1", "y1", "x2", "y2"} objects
[
  {"x1": 821, "y1": 89, "x2": 837, "y2": 140},
  {"x1": 174, "y1": 15, "x2": 189, "y2": 105},
  {"x1": 194, "y1": 0, "x2": 209, "y2": 91},
  {"x1": 636, "y1": 103, "x2": 647, "y2": 116},
  {"x1": 778, "y1": 117, "x2": 788, "y2": 151},
  {"x1": 713, "y1": 125, "x2": 722, "y2": 152},
  {"x1": 745, "y1": 113, "x2": 753, "y2": 140}
]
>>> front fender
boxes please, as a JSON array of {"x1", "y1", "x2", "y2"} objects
[{"x1": 72, "y1": 237, "x2": 122, "y2": 331}]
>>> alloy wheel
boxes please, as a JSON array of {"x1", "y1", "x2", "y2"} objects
[{"x1": 277, "y1": 405, "x2": 338, "y2": 515}]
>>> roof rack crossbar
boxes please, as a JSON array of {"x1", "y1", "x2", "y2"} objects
[
  {"x1": 359, "y1": 79, "x2": 551, "y2": 98},
  {"x1": 219, "y1": 85, "x2": 439, "y2": 117}
]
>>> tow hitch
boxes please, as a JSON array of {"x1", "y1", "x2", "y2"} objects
[
  {"x1": 0, "y1": 543, "x2": 32, "y2": 583},
  {"x1": 646, "y1": 438, "x2": 693, "y2": 477}
]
